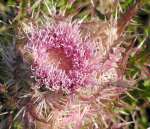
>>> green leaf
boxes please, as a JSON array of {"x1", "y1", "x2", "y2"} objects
[{"x1": 144, "y1": 80, "x2": 150, "y2": 87}]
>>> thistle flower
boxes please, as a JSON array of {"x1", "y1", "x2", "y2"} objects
[
  {"x1": 19, "y1": 1, "x2": 142, "y2": 129},
  {"x1": 26, "y1": 21, "x2": 100, "y2": 93},
  {"x1": 22, "y1": 17, "x2": 127, "y2": 129}
]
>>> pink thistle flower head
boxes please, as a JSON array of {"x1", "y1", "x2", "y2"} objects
[
  {"x1": 26, "y1": 21, "x2": 97, "y2": 93},
  {"x1": 23, "y1": 19, "x2": 127, "y2": 129}
]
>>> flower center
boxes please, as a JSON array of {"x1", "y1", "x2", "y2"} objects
[{"x1": 47, "y1": 48, "x2": 72, "y2": 73}]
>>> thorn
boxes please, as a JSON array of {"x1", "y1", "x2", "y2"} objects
[{"x1": 117, "y1": 0, "x2": 142, "y2": 35}]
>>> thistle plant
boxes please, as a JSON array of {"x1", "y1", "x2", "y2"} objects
[
  {"x1": 0, "y1": 0, "x2": 149, "y2": 129},
  {"x1": 22, "y1": 16, "x2": 125, "y2": 128}
]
